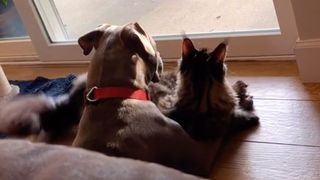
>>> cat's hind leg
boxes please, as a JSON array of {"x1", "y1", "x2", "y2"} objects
[
  {"x1": 232, "y1": 80, "x2": 256, "y2": 111},
  {"x1": 231, "y1": 80, "x2": 259, "y2": 132}
]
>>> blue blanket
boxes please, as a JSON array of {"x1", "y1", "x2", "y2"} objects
[{"x1": 9, "y1": 74, "x2": 77, "y2": 97}]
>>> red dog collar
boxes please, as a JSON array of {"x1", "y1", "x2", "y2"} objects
[{"x1": 86, "y1": 86, "x2": 149, "y2": 102}]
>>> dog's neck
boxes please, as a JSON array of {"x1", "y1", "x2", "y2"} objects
[
  {"x1": 87, "y1": 52, "x2": 149, "y2": 91},
  {"x1": 85, "y1": 86, "x2": 150, "y2": 104}
]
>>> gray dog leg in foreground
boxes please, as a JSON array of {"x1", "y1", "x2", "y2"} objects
[{"x1": 0, "y1": 140, "x2": 206, "y2": 180}]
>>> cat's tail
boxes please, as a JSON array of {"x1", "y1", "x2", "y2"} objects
[
  {"x1": 39, "y1": 74, "x2": 86, "y2": 135},
  {"x1": 0, "y1": 94, "x2": 54, "y2": 137}
]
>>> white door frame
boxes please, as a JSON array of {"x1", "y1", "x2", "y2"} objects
[
  {"x1": 0, "y1": 39, "x2": 37, "y2": 62},
  {"x1": 11, "y1": 0, "x2": 298, "y2": 62}
]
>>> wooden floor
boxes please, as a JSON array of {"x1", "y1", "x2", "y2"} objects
[{"x1": 2, "y1": 61, "x2": 320, "y2": 179}]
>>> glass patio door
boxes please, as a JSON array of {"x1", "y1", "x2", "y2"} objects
[{"x1": 12, "y1": 0, "x2": 298, "y2": 61}]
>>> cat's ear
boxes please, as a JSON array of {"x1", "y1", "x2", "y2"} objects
[
  {"x1": 182, "y1": 38, "x2": 196, "y2": 59},
  {"x1": 210, "y1": 42, "x2": 227, "y2": 63}
]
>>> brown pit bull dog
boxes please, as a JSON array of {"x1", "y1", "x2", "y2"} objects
[
  {"x1": 72, "y1": 23, "x2": 217, "y2": 177},
  {"x1": 0, "y1": 140, "x2": 205, "y2": 180}
]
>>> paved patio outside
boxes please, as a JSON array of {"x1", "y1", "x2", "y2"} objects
[{"x1": 53, "y1": 0, "x2": 279, "y2": 40}]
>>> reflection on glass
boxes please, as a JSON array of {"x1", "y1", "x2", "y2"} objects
[
  {"x1": 35, "y1": 0, "x2": 280, "y2": 42},
  {"x1": 0, "y1": 0, "x2": 28, "y2": 40}
]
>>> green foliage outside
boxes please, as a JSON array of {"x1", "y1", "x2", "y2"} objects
[{"x1": 1, "y1": 0, "x2": 8, "y2": 7}]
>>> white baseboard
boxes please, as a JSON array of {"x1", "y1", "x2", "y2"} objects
[
  {"x1": 1, "y1": 55, "x2": 296, "y2": 65},
  {"x1": 0, "y1": 60, "x2": 89, "y2": 66},
  {"x1": 150, "y1": 55, "x2": 296, "y2": 63},
  {"x1": 296, "y1": 38, "x2": 320, "y2": 49},
  {"x1": 295, "y1": 38, "x2": 320, "y2": 83},
  {"x1": 0, "y1": 55, "x2": 39, "y2": 63},
  {"x1": 226, "y1": 55, "x2": 296, "y2": 61},
  {"x1": 0, "y1": 54, "x2": 89, "y2": 66}
]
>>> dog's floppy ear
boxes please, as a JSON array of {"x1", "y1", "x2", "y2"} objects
[
  {"x1": 210, "y1": 42, "x2": 227, "y2": 63},
  {"x1": 132, "y1": 22, "x2": 147, "y2": 36},
  {"x1": 120, "y1": 23, "x2": 156, "y2": 57},
  {"x1": 120, "y1": 22, "x2": 161, "y2": 82},
  {"x1": 78, "y1": 30, "x2": 103, "y2": 56},
  {"x1": 133, "y1": 22, "x2": 162, "y2": 82}
]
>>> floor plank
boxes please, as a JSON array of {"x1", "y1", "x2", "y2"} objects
[
  {"x1": 211, "y1": 141, "x2": 320, "y2": 180},
  {"x1": 228, "y1": 77, "x2": 320, "y2": 101},
  {"x1": 226, "y1": 61, "x2": 299, "y2": 77},
  {"x1": 237, "y1": 99, "x2": 320, "y2": 147}
]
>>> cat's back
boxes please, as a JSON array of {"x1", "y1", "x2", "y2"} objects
[{"x1": 209, "y1": 79, "x2": 237, "y2": 115}]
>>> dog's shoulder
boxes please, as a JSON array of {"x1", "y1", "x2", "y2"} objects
[{"x1": 120, "y1": 99, "x2": 187, "y2": 137}]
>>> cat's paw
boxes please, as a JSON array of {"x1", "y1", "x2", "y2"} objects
[
  {"x1": 239, "y1": 95, "x2": 254, "y2": 111},
  {"x1": 246, "y1": 113, "x2": 260, "y2": 126},
  {"x1": 231, "y1": 110, "x2": 259, "y2": 133},
  {"x1": 0, "y1": 133, "x2": 7, "y2": 139}
]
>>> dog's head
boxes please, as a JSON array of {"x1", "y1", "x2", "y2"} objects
[{"x1": 78, "y1": 22, "x2": 163, "y2": 88}]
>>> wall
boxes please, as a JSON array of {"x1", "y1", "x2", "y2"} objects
[{"x1": 291, "y1": 0, "x2": 320, "y2": 82}]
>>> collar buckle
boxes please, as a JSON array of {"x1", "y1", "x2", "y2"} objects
[{"x1": 86, "y1": 86, "x2": 98, "y2": 102}]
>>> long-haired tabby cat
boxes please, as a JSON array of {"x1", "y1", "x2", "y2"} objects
[{"x1": 149, "y1": 37, "x2": 259, "y2": 141}]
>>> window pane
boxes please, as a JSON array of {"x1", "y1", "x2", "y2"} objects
[
  {"x1": 34, "y1": 0, "x2": 279, "y2": 42},
  {"x1": 0, "y1": 0, "x2": 28, "y2": 39}
]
